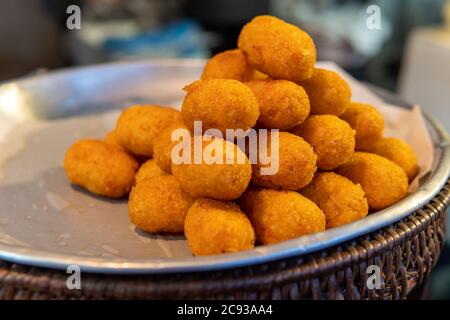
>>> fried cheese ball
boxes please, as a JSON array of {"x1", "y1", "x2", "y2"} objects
[
  {"x1": 104, "y1": 130, "x2": 149, "y2": 164},
  {"x1": 239, "y1": 188, "x2": 325, "y2": 244},
  {"x1": 184, "y1": 198, "x2": 255, "y2": 256},
  {"x1": 181, "y1": 79, "x2": 259, "y2": 135},
  {"x1": 299, "y1": 68, "x2": 352, "y2": 116},
  {"x1": 128, "y1": 175, "x2": 195, "y2": 234},
  {"x1": 201, "y1": 49, "x2": 268, "y2": 82},
  {"x1": 245, "y1": 80, "x2": 310, "y2": 130},
  {"x1": 299, "y1": 172, "x2": 368, "y2": 228},
  {"x1": 252, "y1": 132, "x2": 317, "y2": 190},
  {"x1": 336, "y1": 152, "x2": 409, "y2": 211},
  {"x1": 64, "y1": 139, "x2": 139, "y2": 198},
  {"x1": 340, "y1": 102, "x2": 384, "y2": 150},
  {"x1": 104, "y1": 130, "x2": 123, "y2": 149},
  {"x1": 153, "y1": 123, "x2": 189, "y2": 173},
  {"x1": 172, "y1": 137, "x2": 252, "y2": 200},
  {"x1": 135, "y1": 159, "x2": 168, "y2": 184},
  {"x1": 238, "y1": 15, "x2": 316, "y2": 82},
  {"x1": 292, "y1": 115, "x2": 355, "y2": 170},
  {"x1": 362, "y1": 137, "x2": 419, "y2": 181},
  {"x1": 115, "y1": 105, "x2": 184, "y2": 157}
]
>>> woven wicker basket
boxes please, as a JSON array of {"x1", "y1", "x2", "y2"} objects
[{"x1": 0, "y1": 179, "x2": 447, "y2": 300}]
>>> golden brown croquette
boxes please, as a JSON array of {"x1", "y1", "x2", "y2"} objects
[
  {"x1": 172, "y1": 137, "x2": 252, "y2": 200},
  {"x1": 104, "y1": 130, "x2": 124, "y2": 150},
  {"x1": 361, "y1": 137, "x2": 418, "y2": 181},
  {"x1": 115, "y1": 105, "x2": 184, "y2": 157},
  {"x1": 135, "y1": 159, "x2": 168, "y2": 184},
  {"x1": 336, "y1": 152, "x2": 409, "y2": 211},
  {"x1": 64, "y1": 139, "x2": 139, "y2": 198},
  {"x1": 201, "y1": 49, "x2": 267, "y2": 81},
  {"x1": 181, "y1": 79, "x2": 260, "y2": 135},
  {"x1": 299, "y1": 172, "x2": 368, "y2": 228},
  {"x1": 340, "y1": 102, "x2": 384, "y2": 150},
  {"x1": 128, "y1": 175, "x2": 195, "y2": 234},
  {"x1": 299, "y1": 68, "x2": 352, "y2": 116},
  {"x1": 153, "y1": 123, "x2": 190, "y2": 173},
  {"x1": 292, "y1": 115, "x2": 355, "y2": 170},
  {"x1": 239, "y1": 188, "x2": 325, "y2": 244},
  {"x1": 252, "y1": 132, "x2": 317, "y2": 190},
  {"x1": 238, "y1": 15, "x2": 316, "y2": 82},
  {"x1": 245, "y1": 79, "x2": 310, "y2": 130},
  {"x1": 184, "y1": 198, "x2": 255, "y2": 256}
]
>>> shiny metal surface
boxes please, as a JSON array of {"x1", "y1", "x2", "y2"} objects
[{"x1": 0, "y1": 60, "x2": 449, "y2": 274}]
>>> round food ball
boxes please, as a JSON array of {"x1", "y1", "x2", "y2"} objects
[
  {"x1": 299, "y1": 172, "x2": 368, "y2": 228},
  {"x1": 172, "y1": 137, "x2": 252, "y2": 200},
  {"x1": 252, "y1": 132, "x2": 317, "y2": 190},
  {"x1": 201, "y1": 49, "x2": 266, "y2": 81},
  {"x1": 361, "y1": 137, "x2": 418, "y2": 181},
  {"x1": 292, "y1": 115, "x2": 355, "y2": 170},
  {"x1": 181, "y1": 79, "x2": 259, "y2": 135},
  {"x1": 135, "y1": 159, "x2": 168, "y2": 184},
  {"x1": 239, "y1": 188, "x2": 325, "y2": 244},
  {"x1": 128, "y1": 175, "x2": 195, "y2": 234},
  {"x1": 340, "y1": 102, "x2": 384, "y2": 150},
  {"x1": 184, "y1": 198, "x2": 255, "y2": 256},
  {"x1": 336, "y1": 152, "x2": 409, "y2": 211},
  {"x1": 64, "y1": 139, "x2": 139, "y2": 198},
  {"x1": 238, "y1": 15, "x2": 316, "y2": 82},
  {"x1": 115, "y1": 105, "x2": 184, "y2": 157},
  {"x1": 299, "y1": 68, "x2": 352, "y2": 116},
  {"x1": 104, "y1": 130, "x2": 123, "y2": 149},
  {"x1": 105, "y1": 130, "x2": 149, "y2": 163},
  {"x1": 245, "y1": 80, "x2": 310, "y2": 130},
  {"x1": 153, "y1": 124, "x2": 189, "y2": 173}
]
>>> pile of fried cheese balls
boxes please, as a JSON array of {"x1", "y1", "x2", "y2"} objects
[{"x1": 64, "y1": 15, "x2": 418, "y2": 256}]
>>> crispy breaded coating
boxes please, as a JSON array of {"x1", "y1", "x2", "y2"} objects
[
  {"x1": 181, "y1": 79, "x2": 259, "y2": 135},
  {"x1": 135, "y1": 159, "x2": 168, "y2": 184},
  {"x1": 64, "y1": 139, "x2": 139, "y2": 198},
  {"x1": 128, "y1": 175, "x2": 195, "y2": 234},
  {"x1": 252, "y1": 132, "x2": 317, "y2": 190},
  {"x1": 104, "y1": 130, "x2": 124, "y2": 149},
  {"x1": 299, "y1": 68, "x2": 352, "y2": 116},
  {"x1": 105, "y1": 130, "x2": 149, "y2": 164},
  {"x1": 239, "y1": 188, "x2": 325, "y2": 244},
  {"x1": 300, "y1": 172, "x2": 368, "y2": 228},
  {"x1": 340, "y1": 102, "x2": 384, "y2": 150},
  {"x1": 238, "y1": 15, "x2": 316, "y2": 82},
  {"x1": 245, "y1": 80, "x2": 310, "y2": 130},
  {"x1": 184, "y1": 198, "x2": 255, "y2": 256},
  {"x1": 202, "y1": 49, "x2": 249, "y2": 81},
  {"x1": 115, "y1": 105, "x2": 184, "y2": 157},
  {"x1": 172, "y1": 137, "x2": 252, "y2": 200},
  {"x1": 361, "y1": 137, "x2": 418, "y2": 181},
  {"x1": 153, "y1": 124, "x2": 189, "y2": 173},
  {"x1": 201, "y1": 49, "x2": 268, "y2": 82},
  {"x1": 292, "y1": 115, "x2": 355, "y2": 170},
  {"x1": 336, "y1": 152, "x2": 409, "y2": 211}
]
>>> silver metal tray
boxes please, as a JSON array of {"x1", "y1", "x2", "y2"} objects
[{"x1": 0, "y1": 60, "x2": 449, "y2": 274}]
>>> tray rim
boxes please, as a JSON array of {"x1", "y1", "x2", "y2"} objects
[{"x1": 0, "y1": 59, "x2": 449, "y2": 275}]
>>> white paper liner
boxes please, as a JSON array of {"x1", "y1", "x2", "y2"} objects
[{"x1": 318, "y1": 62, "x2": 433, "y2": 192}]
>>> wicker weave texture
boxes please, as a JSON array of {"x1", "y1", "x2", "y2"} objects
[{"x1": 0, "y1": 181, "x2": 448, "y2": 300}]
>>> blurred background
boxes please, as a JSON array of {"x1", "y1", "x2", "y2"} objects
[
  {"x1": 1, "y1": 0, "x2": 450, "y2": 126},
  {"x1": 0, "y1": 0, "x2": 449, "y2": 299}
]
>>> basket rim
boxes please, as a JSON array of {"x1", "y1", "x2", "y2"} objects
[
  {"x1": 0, "y1": 60, "x2": 449, "y2": 275},
  {"x1": 0, "y1": 181, "x2": 447, "y2": 300}
]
